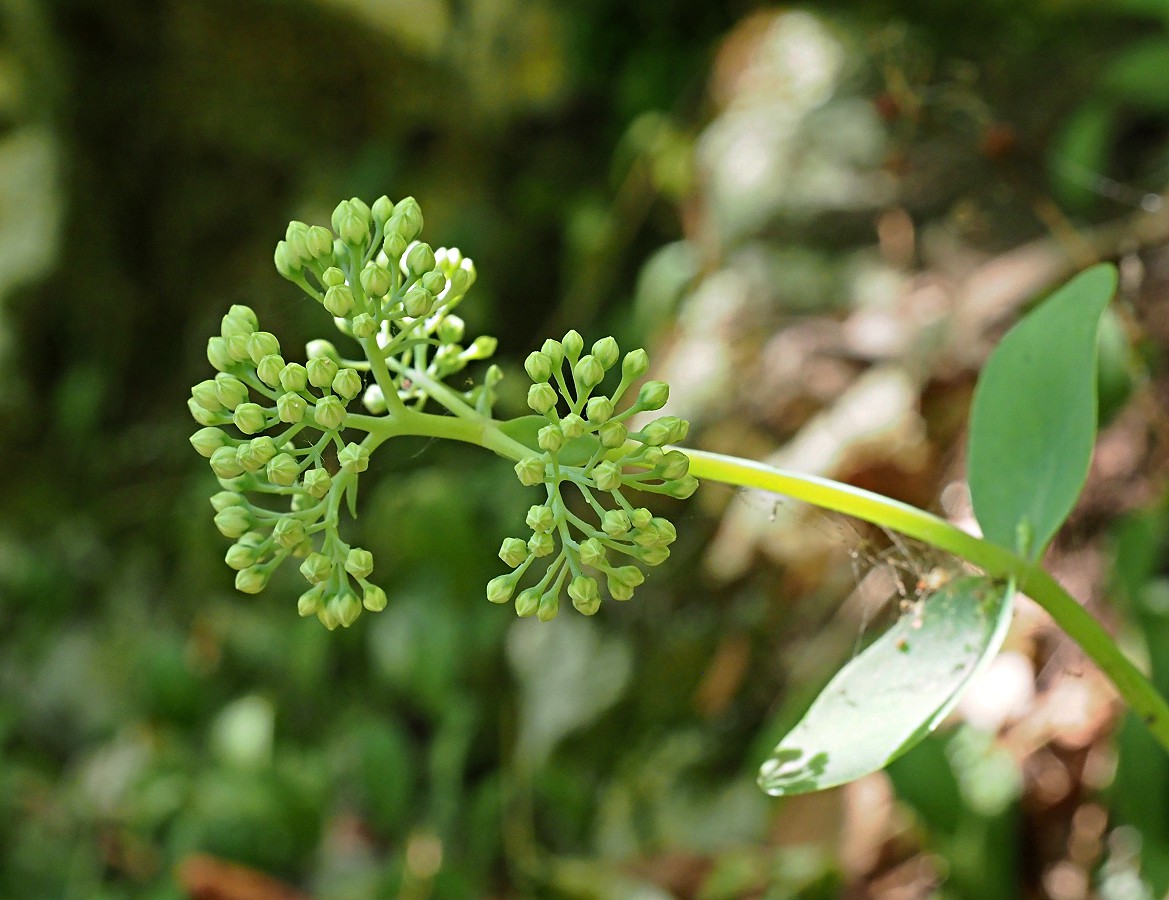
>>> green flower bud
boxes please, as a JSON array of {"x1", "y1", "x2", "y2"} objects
[
  {"x1": 525, "y1": 504, "x2": 556, "y2": 533},
  {"x1": 352, "y1": 313, "x2": 379, "y2": 338},
  {"x1": 639, "y1": 420, "x2": 672, "y2": 447},
  {"x1": 586, "y1": 396, "x2": 613, "y2": 424},
  {"x1": 659, "y1": 449, "x2": 689, "y2": 480},
  {"x1": 211, "y1": 446, "x2": 246, "y2": 479},
  {"x1": 665, "y1": 475, "x2": 699, "y2": 499},
  {"x1": 528, "y1": 532, "x2": 555, "y2": 557},
  {"x1": 225, "y1": 538, "x2": 263, "y2": 571},
  {"x1": 278, "y1": 363, "x2": 307, "y2": 393},
  {"x1": 272, "y1": 516, "x2": 307, "y2": 549},
  {"x1": 383, "y1": 230, "x2": 408, "y2": 260},
  {"x1": 599, "y1": 420, "x2": 628, "y2": 449},
  {"x1": 592, "y1": 460, "x2": 623, "y2": 492},
  {"x1": 221, "y1": 307, "x2": 256, "y2": 339},
  {"x1": 306, "y1": 339, "x2": 341, "y2": 363},
  {"x1": 266, "y1": 452, "x2": 300, "y2": 486},
  {"x1": 622, "y1": 348, "x2": 650, "y2": 380},
  {"x1": 235, "y1": 565, "x2": 270, "y2": 594},
  {"x1": 363, "y1": 584, "x2": 388, "y2": 612},
  {"x1": 437, "y1": 315, "x2": 464, "y2": 345},
  {"x1": 338, "y1": 210, "x2": 369, "y2": 247},
  {"x1": 393, "y1": 197, "x2": 424, "y2": 241},
  {"x1": 464, "y1": 335, "x2": 497, "y2": 361},
  {"x1": 257, "y1": 354, "x2": 285, "y2": 388},
  {"x1": 189, "y1": 398, "x2": 223, "y2": 427},
  {"x1": 318, "y1": 598, "x2": 341, "y2": 631},
  {"x1": 277, "y1": 392, "x2": 307, "y2": 423},
  {"x1": 232, "y1": 402, "x2": 267, "y2": 435},
  {"x1": 190, "y1": 427, "x2": 230, "y2": 458},
  {"x1": 210, "y1": 490, "x2": 244, "y2": 512},
  {"x1": 307, "y1": 356, "x2": 339, "y2": 388},
  {"x1": 303, "y1": 468, "x2": 332, "y2": 498},
  {"x1": 562, "y1": 329, "x2": 584, "y2": 361},
  {"x1": 299, "y1": 552, "x2": 332, "y2": 585},
  {"x1": 349, "y1": 196, "x2": 373, "y2": 223},
  {"x1": 537, "y1": 590, "x2": 560, "y2": 622},
  {"x1": 362, "y1": 384, "x2": 387, "y2": 414},
  {"x1": 274, "y1": 240, "x2": 298, "y2": 278},
  {"x1": 630, "y1": 508, "x2": 653, "y2": 529},
  {"x1": 642, "y1": 446, "x2": 665, "y2": 467},
  {"x1": 406, "y1": 242, "x2": 436, "y2": 278},
  {"x1": 420, "y1": 270, "x2": 446, "y2": 295},
  {"x1": 191, "y1": 379, "x2": 224, "y2": 413},
  {"x1": 214, "y1": 506, "x2": 251, "y2": 538},
  {"x1": 323, "y1": 284, "x2": 355, "y2": 317},
  {"x1": 403, "y1": 285, "x2": 433, "y2": 318},
  {"x1": 515, "y1": 587, "x2": 540, "y2": 617},
  {"x1": 214, "y1": 374, "x2": 249, "y2": 410},
  {"x1": 240, "y1": 436, "x2": 278, "y2": 470},
  {"x1": 638, "y1": 380, "x2": 669, "y2": 410},
  {"x1": 592, "y1": 336, "x2": 620, "y2": 370},
  {"x1": 332, "y1": 369, "x2": 363, "y2": 401},
  {"x1": 345, "y1": 547, "x2": 374, "y2": 579},
  {"x1": 514, "y1": 456, "x2": 547, "y2": 486},
  {"x1": 560, "y1": 413, "x2": 586, "y2": 439},
  {"x1": 313, "y1": 395, "x2": 346, "y2": 430},
  {"x1": 537, "y1": 424, "x2": 565, "y2": 453},
  {"x1": 447, "y1": 263, "x2": 473, "y2": 296},
  {"x1": 359, "y1": 264, "x2": 392, "y2": 298},
  {"x1": 606, "y1": 568, "x2": 643, "y2": 602},
  {"x1": 579, "y1": 537, "x2": 606, "y2": 568},
  {"x1": 207, "y1": 337, "x2": 232, "y2": 372},
  {"x1": 338, "y1": 442, "x2": 370, "y2": 473},
  {"x1": 573, "y1": 355, "x2": 604, "y2": 390},
  {"x1": 321, "y1": 267, "x2": 346, "y2": 288},
  {"x1": 499, "y1": 537, "x2": 529, "y2": 568},
  {"x1": 601, "y1": 509, "x2": 631, "y2": 537},
  {"x1": 568, "y1": 575, "x2": 601, "y2": 615},
  {"x1": 541, "y1": 339, "x2": 564, "y2": 367},
  {"x1": 306, "y1": 225, "x2": 334, "y2": 260},
  {"x1": 236, "y1": 442, "x2": 267, "y2": 473},
  {"x1": 335, "y1": 588, "x2": 363, "y2": 627},
  {"x1": 487, "y1": 572, "x2": 519, "y2": 604},
  {"x1": 285, "y1": 221, "x2": 310, "y2": 259},
  {"x1": 298, "y1": 584, "x2": 325, "y2": 617},
  {"x1": 636, "y1": 545, "x2": 671, "y2": 566},
  {"x1": 527, "y1": 383, "x2": 558, "y2": 414},
  {"x1": 225, "y1": 334, "x2": 251, "y2": 363},
  {"x1": 246, "y1": 332, "x2": 280, "y2": 365},
  {"x1": 371, "y1": 195, "x2": 394, "y2": 226},
  {"x1": 525, "y1": 351, "x2": 552, "y2": 383}
]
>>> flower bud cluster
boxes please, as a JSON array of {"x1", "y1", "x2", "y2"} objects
[
  {"x1": 273, "y1": 196, "x2": 495, "y2": 415},
  {"x1": 189, "y1": 302, "x2": 384, "y2": 628},
  {"x1": 488, "y1": 333, "x2": 696, "y2": 620}
]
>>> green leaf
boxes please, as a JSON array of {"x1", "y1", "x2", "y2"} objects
[
  {"x1": 967, "y1": 264, "x2": 1116, "y2": 559},
  {"x1": 757, "y1": 577, "x2": 1013, "y2": 797}
]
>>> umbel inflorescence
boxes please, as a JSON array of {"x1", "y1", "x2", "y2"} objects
[{"x1": 189, "y1": 196, "x2": 695, "y2": 628}]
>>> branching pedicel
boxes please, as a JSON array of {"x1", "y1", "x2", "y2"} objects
[{"x1": 189, "y1": 196, "x2": 696, "y2": 628}]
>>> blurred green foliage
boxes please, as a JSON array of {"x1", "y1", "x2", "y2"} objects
[{"x1": 4, "y1": 0, "x2": 1169, "y2": 897}]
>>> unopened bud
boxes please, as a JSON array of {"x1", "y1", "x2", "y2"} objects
[
  {"x1": 207, "y1": 337, "x2": 233, "y2": 372},
  {"x1": 298, "y1": 585, "x2": 325, "y2": 617},
  {"x1": 568, "y1": 575, "x2": 601, "y2": 615},
  {"x1": 307, "y1": 356, "x2": 338, "y2": 388},
  {"x1": 272, "y1": 516, "x2": 307, "y2": 549},
  {"x1": 527, "y1": 532, "x2": 554, "y2": 557},
  {"x1": 499, "y1": 537, "x2": 529, "y2": 568},
  {"x1": 306, "y1": 225, "x2": 334, "y2": 260},
  {"x1": 403, "y1": 285, "x2": 433, "y2": 318},
  {"x1": 592, "y1": 336, "x2": 619, "y2": 369},
  {"x1": 345, "y1": 547, "x2": 374, "y2": 579},
  {"x1": 666, "y1": 475, "x2": 699, "y2": 499},
  {"x1": 225, "y1": 539, "x2": 263, "y2": 571},
  {"x1": 393, "y1": 197, "x2": 424, "y2": 241},
  {"x1": 599, "y1": 420, "x2": 628, "y2": 449},
  {"x1": 515, "y1": 587, "x2": 540, "y2": 617},
  {"x1": 235, "y1": 566, "x2": 270, "y2": 594},
  {"x1": 214, "y1": 506, "x2": 251, "y2": 538},
  {"x1": 313, "y1": 396, "x2": 346, "y2": 430},
  {"x1": 257, "y1": 354, "x2": 286, "y2": 387},
  {"x1": 537, "y1": 424, "x2": 565, "y2": 453},
  {"x1": 338, "y1": 442, "x2": 370, "y2": 473},
  {"x1": 266, "y1": 453, "x2": 299, "y2": 486},
  {"x1": 464, "y1": 335, "x2": 497, "y2": 360},
  {"x1": 579, "y1": 537, "x2": 606, "y2": 568},
  {"x1": 514, "y1": 456, "x2": 546, "y2": 486},
  {"x1": 637, "y1": 381, "x2": 669, "y2": 410},
  {"x1": 232, "y1": 403, "x2": 267, "y2": 435},
  {"x1": 306, "y1": 339, "x2": 340, "y2": 363},
  {"x1": 323, "y1": 284, "x2": 354, "y2": 317},
  {"x1": 191, "y1": 380, "x2": 224, "y2": 413},
  {"x1": 525, "y1": 504, "x2": 556, "y2": 533},
  {"x1": 487, "y1": 572, "x2": 519, "y2": 604},
  {"x1": 371, "y1": 195, "x2": 394, "y2": 226},
  {"x1": 406, "y1": 242, "x2": 436, "y2": 279},
  {"x1": 630, "y1": 508, "x2": 653, "y2": 529},
  {"x1": 527, "y1": 383, "x2": 558, "y2": 414},
  {"x1": 573, "y1": 355, "x2": 605, "y2": 390},
  {"x1": 359, "y1": 264, "x2": 392, "y2": 297},
  {"x1": 659, "y1": 450, "x2": 689, "y2": 480},
  {"x1": 190, "y1": 427, "x2": 230, "y2": 458},
  {"x1": 541, "y1": 339, "x2": 564, "y2": 367},
  {"x1": 335, "y1": 588, "x2": 363, "y2": 627},
  {"x1": 210, "y1": 491, "x2": 245, "y2": 512},
  {"x1": 210, "y1": 446, "x2": 246, "y2": 479},
  {"x1": 622, "y1": 348, "x2": 650, "y2": 380},
  {"x1": 299, "y1": 552, "x2": 332, "y2": 585},
  {"x1": 601, "y1": 509, "x2": 631, "y2": 537},
  {"x1": 214, "y1": 374, "x2": 249, "y2": 410},
  {"x1": 525, "y1": 351, "x2": 553, "y2": 383},
  {"x1": 363, "y1": 584, "x2": 388, "y2": 612},
  {"x1": 383, "y1": 231, "x2": 408, "y2": 260},
  {"x1": 279, "y1": 363, "x2": 308, "y2": 392},
  {"x1": 586, "y1": 396, "x2": 613, "y2": 424},
  {"x1": 362, "y1": 384, "x2": 387, "y2": 414},
  {"x1": 277, "y1": 392, "x2": 307, "y2": 423},
  {"x1": 332, "y1": 368, "x2": 363, "y2": 400},
  {"x1": 560, "y1": 413, "x2": 586, "y2": 439},
  {"x1": 246, "y1": 332, "x2": 280, "y2": 365},
  {"x1": 303, "y1": 468, "x2": 332, "y2": 498},
  {"x1": 420, "y1": 270, "x2": 446, "y2": 295}
]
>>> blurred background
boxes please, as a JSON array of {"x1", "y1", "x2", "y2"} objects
[{"x1": 4, "y1": 0, "x2": 1169, "y2": 897}]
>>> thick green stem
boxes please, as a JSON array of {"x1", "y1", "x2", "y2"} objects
[{"x1": 683, "y1": 447, "x2": 1169, "y2": 754}]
